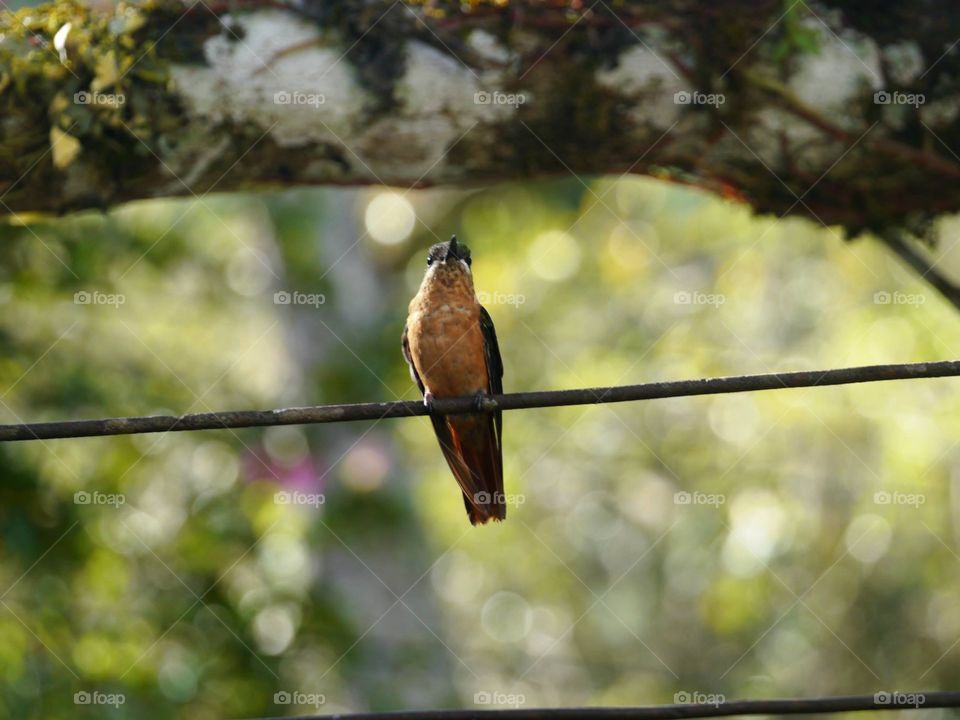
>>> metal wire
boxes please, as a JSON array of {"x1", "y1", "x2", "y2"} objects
[
  {"x1": 261, "y1": 691, "x2": 960, "y2": 720},
  {"x1": 1, "y1": 360, "x2": 958, "y2": 442}
]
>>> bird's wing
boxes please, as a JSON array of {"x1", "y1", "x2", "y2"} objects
[
  {"x1": 479, "y1": 305, "x2": 503, "y2": 454},
  {"x1": 401, "y1": 322, "x2": 425, "y2": 395},
  {"x1": 459, "y1": 304, "x2": 504, "y2": 524},
  {"x1": 480, "y1": 305, "x2": 503, "y2": 395}
]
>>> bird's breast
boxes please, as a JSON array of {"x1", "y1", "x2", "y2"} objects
[{"x1": 407, "y1": 294, "x2": 488, "y2": 398}]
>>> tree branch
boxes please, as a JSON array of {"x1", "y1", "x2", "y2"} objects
[
  {"x1": 3, "y1": 0, "x2": 960, "y2": 237},
  {"x1": 877, "y1": 231, "x2": 960, "y2": 312}
]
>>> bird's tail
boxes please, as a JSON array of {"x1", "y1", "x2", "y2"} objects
[{"x1": 432, "y1": 413, "x2": 504, "y2": 525}]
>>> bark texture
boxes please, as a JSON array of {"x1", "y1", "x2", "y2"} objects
[{"x1": 1, "y1": 0, "x2": 959, "y2": 240}]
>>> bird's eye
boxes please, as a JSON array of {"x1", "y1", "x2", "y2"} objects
[
  {"x1": 426, "y1": 255, "x2": 434, "y2": 266},
  {"x1": 465, "y1": 256, "x2": 472, "y2": 267}
]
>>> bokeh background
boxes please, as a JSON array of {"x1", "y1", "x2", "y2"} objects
[{"x1": 1, "y1": 176, "x2": 959, "y2": 718}]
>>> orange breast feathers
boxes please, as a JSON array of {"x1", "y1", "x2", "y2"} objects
[{"x1": 406, "y1": 274, "x2": 489, "y2": 398}]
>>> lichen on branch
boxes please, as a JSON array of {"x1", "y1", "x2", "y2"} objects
[{"x1": 0, "y1": 0, "x2": 958, "y2": 241}]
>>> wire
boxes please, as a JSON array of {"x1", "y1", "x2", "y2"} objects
[
  {"x1": 1, "y1": 360, "x2": 958, "y2": 442},
  {"x1": 262, "y1": 691, "x2": 960, "y2": 719}
]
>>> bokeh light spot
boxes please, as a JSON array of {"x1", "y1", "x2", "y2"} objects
[
  {"x1": 528, "y1": 230, "x2": 582, "y2": 281},
  {"x1": 845, "y1": 514, "x2": 892, "y2": 564},
  {"x1": 365, "y1": 193, "x2": 416, "y2": 246},
  {"x1": 481, "y1": 591, "x2": 532, "y2": 643}
]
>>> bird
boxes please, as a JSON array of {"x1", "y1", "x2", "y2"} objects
[{"x1": 402, "y1": 236, "x2": 505, "y2": 525}]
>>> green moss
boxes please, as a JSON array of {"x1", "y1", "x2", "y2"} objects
[{"x1": 0, "y1": 0, "x2": 208, "y2": 211}]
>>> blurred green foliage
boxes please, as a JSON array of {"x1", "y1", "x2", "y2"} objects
[{"x1": 1, "y1": 177, "x2": 959, "y2": 718}]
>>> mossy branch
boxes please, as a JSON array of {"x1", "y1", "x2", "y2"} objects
[{"x1": 1, "y1": 0, "x2": 960, "y2": 246}]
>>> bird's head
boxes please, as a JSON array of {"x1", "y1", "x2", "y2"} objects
[{"x1": 422, "y1": 235, "x2": 473, "y2": 287}]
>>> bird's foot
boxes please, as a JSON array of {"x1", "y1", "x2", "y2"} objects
[
  {"x1": 423, "y1": 391, "x2": 435, "y2": 411},
  {"x1": 473, "y1": 391, "x2": 495, "y2": 412}
]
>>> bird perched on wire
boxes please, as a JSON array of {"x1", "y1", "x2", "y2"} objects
[{"x1": 402, "y1": 236, "x2": 505, "y2": 525}]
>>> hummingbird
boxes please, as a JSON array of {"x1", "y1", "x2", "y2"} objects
[{"x1": 402, "y1": 236, "x2": 505, "y2": 525}]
